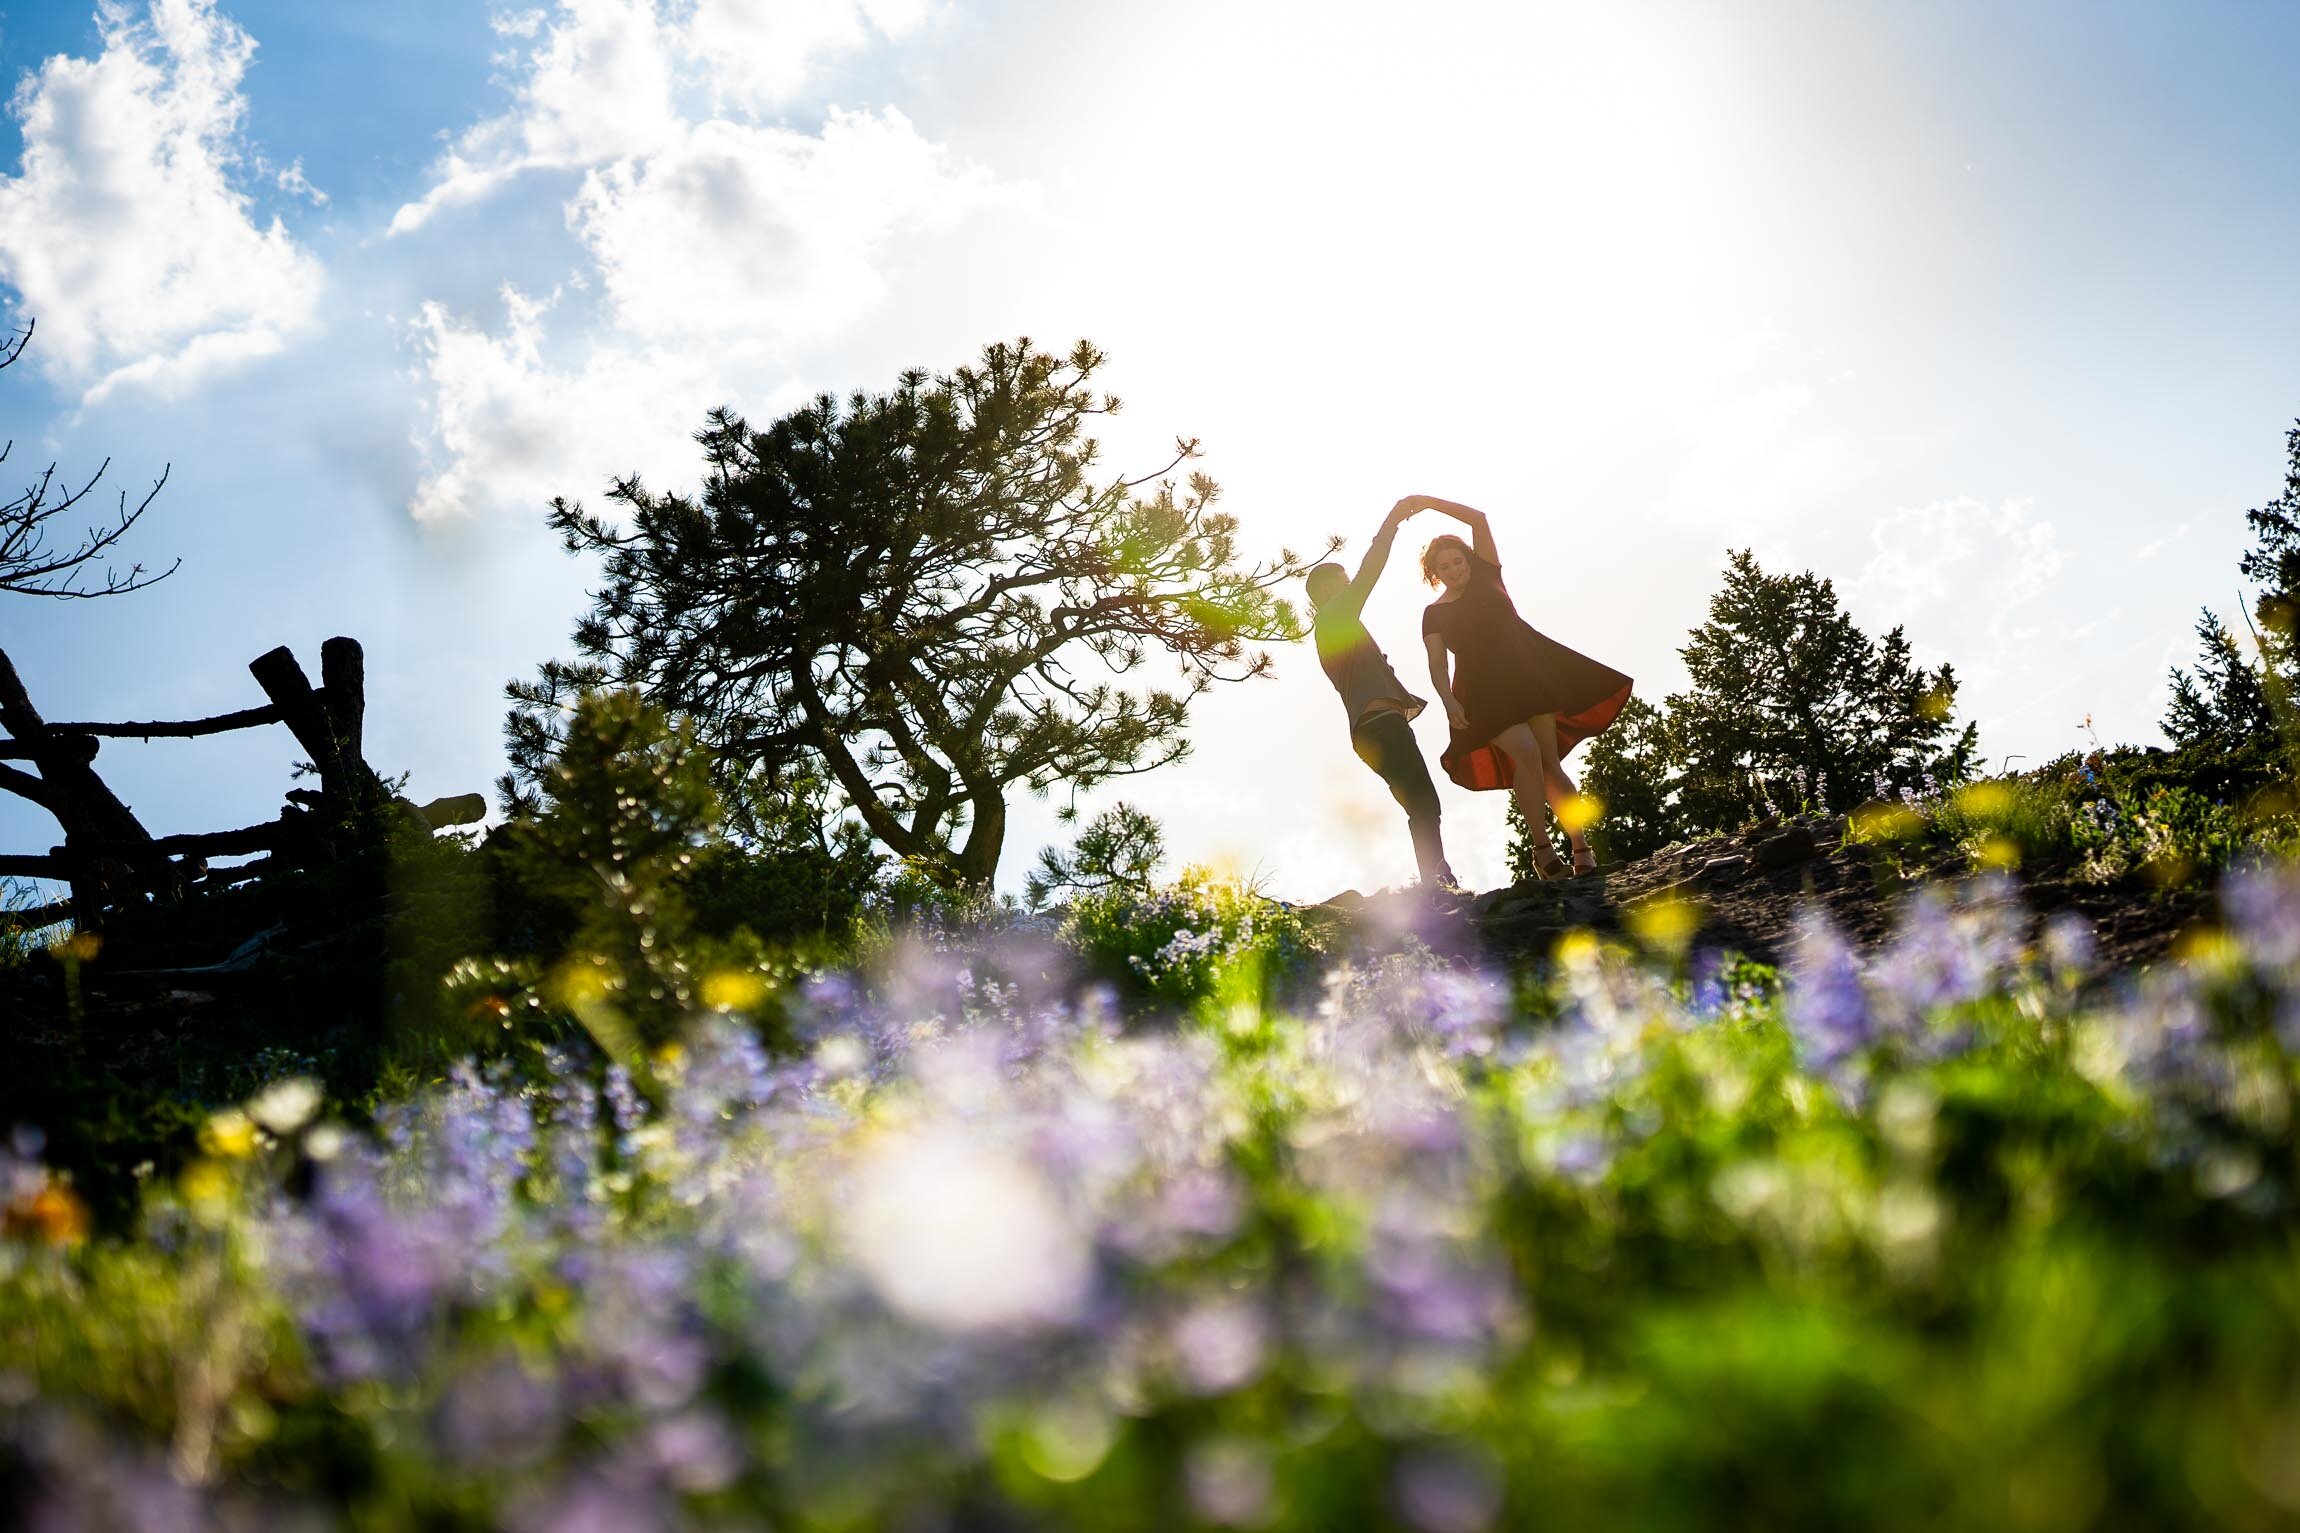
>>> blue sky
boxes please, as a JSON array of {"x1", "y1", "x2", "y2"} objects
[
  {"x1": 2, "y1": 0, "x2": 2296, "y2": 899},
  {"x1": 0, "y1": 1, "x2": 498, "y2": 213}
]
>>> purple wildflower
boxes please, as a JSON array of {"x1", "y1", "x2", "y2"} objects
[{"x1": 1785, "y1": 912, "x2": 1872, "y2": 1073}]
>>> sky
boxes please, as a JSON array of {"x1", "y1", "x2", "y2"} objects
[{"x1": 1, "y1": 0, "x2": 2296, "y2": 901}]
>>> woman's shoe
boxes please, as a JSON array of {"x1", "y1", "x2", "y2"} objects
[
  {"x1": 1571, "y1": 844, "x2": 1598, "y2": 875},
  {"x1": 1531, "y1": 850, "x2": 1571, "y2": 881}
]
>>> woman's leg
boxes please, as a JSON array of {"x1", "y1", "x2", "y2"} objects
[
  {"x1": 1491, "y1": 722, "x2": 1566, "y2": 873},
  {"x1": 1525, "y1": 714, "x2": 1592, "y2": 864}
]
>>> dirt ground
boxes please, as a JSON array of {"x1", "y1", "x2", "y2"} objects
[{"x1": 1314, "y1": 813, "x2": 2215, "y2": 979}]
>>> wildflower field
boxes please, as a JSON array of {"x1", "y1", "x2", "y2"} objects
[{"x1": 7, "y1": 860, "x2": 2300, "y2": 1530}]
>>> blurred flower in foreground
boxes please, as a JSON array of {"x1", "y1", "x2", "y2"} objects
[
  {"x1": 844, "y1": 1122, "x2": 1091, "y2": 1333},
  {"x1": 1786, "y1": 913, "x2": 1871, "y2": 1074},
  {"x1": 2224, "y1": 858, "x2": 2300, "y2": 970},
  {"x1": 1395, "y1": 1442, "x2": 1502, "y2": 1533},
  {"x1": 248, "y1": 1077, "x2": 323, "y2": 1136},
  {"x1": 200, "y1": 1109, "x2": 259, "y2": 1160},
  {"x1": 15, "y1": 858, "x2": 2300, "y2": 1526},
  {"x1": 2, "y1": 1182, "x2": 87, "y2": 1248}
]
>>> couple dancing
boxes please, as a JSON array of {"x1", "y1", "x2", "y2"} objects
[{"x1": 1306, "y1": 494, "x2": 1632, "y2": 888}]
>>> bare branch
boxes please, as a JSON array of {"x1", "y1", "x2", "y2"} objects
[{"x1": 3, "y1": 321, "x2": 180, "y2": 600}]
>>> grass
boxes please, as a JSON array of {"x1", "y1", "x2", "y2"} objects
[{"x1": 1850, "y1": 741, "x2": 2300, "y2": 888}]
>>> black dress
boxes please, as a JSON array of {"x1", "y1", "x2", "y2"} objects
[{"x1": 1421, "y1": 568, "x2": 1632, "y2": 791}]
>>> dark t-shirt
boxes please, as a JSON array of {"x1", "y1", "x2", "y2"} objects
[{"x1": 1314, "y1": 583, "x2": 1426, "y2": 734}]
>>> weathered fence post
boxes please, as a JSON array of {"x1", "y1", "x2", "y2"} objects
[
  {"x1": 0, "y1": 647, "x2": 172, "y2": 915},
  {"x1": 249, "y1": 643, "x2": 375, "y2": 811},
  {"x1": 1, "y1": 636, "x2": 472, "y2": 932},
  {"x1": 320, "y1": 636, "x2": 365, "y2": 774}
]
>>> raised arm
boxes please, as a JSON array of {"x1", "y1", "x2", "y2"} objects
[
  {"x1": 1406, "y1": 495, "x2": 1498, "y2": 566},
  {"x1": 1345, "y1": 498, "x2": 1416, "y2": 603}
]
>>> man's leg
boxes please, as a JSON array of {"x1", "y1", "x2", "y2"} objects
[{"x1": 1354, "y1": 713, "x2": 1454, "y2": 886}]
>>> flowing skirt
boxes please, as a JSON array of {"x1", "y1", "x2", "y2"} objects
[{"x1": 1439, "y1": 622, "x2": 1632, "y2": 792}]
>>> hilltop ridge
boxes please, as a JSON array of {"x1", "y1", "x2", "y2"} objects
[{"x1": 1317, "y1": 811, "x2": 2212, "y2": 976}]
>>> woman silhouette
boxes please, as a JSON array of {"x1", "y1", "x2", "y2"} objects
[{"x1": 1410, "y1": 495, "x2": 1632, "y2": 878}]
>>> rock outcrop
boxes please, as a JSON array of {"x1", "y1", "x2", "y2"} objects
[{"x1": 1317, "y1": 813, "x2": 2210, "y2": 976}]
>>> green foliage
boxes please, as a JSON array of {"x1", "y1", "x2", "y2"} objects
[
  {"x1": 10, "y1": 697, "x2": 865, "y2": 1235},
  {"x1": 1671, "y1": 550, "x2": 1978, "y2": 831},
  {"x1": 0, "y1": 880, "x2": 49, "y2": 969},
  {"x1": 1027, "y1": 801, "x2": 1166, "y2": 909},
  {"x1": 0, "y1": 773, "x2": 498, "y2": 1226},
  {"x1": 1572, "y1": 693, "x2": 1679, "y2": 862},
  {"x1": 1060, "y1": 868, "x2": 1323, "y2": 1013},
  {"x1": 2236, "y1": 419, "x2": 2300, "y2": 635},
  {"x1": 489, "y1": 689, "x2": 762, "y2": 1059},
  {"x1": 1854, "y1": 747, "x2": 2300, "y2": 886},
  {"x1": 876, "y1": 858, "x2": 1021, "y2": 931},
  {"x1": 2164, "y1": 608, "x2": 2275, "y2": 749},
  {"x1": 13, "y1": 873, "x2": 2300, "y2": 1527},
  {"x1": 2166, "y1": 420, "x2": 2300, "y2": 765},
  {"x1": 506, "y1": 339, "x2": 1325, "y2": 888},
  {"x1": 683, "y1": 839, "x2": 876, "y2": 950},
  {"x1": 1508, "y1": 552, "x2": 1980, "y2": 876}
]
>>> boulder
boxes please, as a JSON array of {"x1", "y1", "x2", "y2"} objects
[{"x1": 1752, "y1": 825, "x2": 1820, "y2": 871}]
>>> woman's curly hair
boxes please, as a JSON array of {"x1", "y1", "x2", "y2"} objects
[{"x1": 1421, "y1": 533, "x2": 1497, "y2": 588}]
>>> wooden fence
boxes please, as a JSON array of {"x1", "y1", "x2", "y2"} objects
[{"x1": 0, "y1": 638, "x2": 482, "y2": 929}]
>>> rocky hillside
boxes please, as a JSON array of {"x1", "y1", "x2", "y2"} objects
[{"x1": 1318, "y1": 812, "x2": 2213, "y2": 976}]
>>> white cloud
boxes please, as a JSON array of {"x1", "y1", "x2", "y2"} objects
[
  {"x1": 405, "y1": 284, "x2": 737, "y2": 522},
  {"x1": 273, "y1": 156, "x2": 327, "y2": 206},
  {"x1": 0, "y1": 0, "x2": 322, "y2": 401},
  {"x1": 1643, "y1": 336, "x2": 1906, "y2": 536},
  {"x1": 571, "y1": 107, "x2": 1010, "y2": 349},
  {"x1": 387, "y1": 0, "x2": 683, "y2": 235},
  {"x1": 395, "y1": 0, "x2": 1023, "y2": 520},
  {"x1": 1855, "y1": 495, "x2": 2067, "y2": 662},
  {"x1": 2134, "y1": 519, "x2": 2191, "y2": 561},
  {"x1": 684, "y1": 0, "x2": 933, "y2": 112},
  {"x1": 386, "y1": 0, "x2": 934, "y2": 236}
]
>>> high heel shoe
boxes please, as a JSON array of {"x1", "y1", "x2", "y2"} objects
[
  {"x1": 1571, "y1": 844, "x2": 1597, "y2": 875},
  {"x1": 1531, "y1": 849, "x2": 1571, "y2": 881}
]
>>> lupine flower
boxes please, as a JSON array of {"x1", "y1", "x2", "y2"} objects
[
  {"x1": 2223, "y1": 859, "x2": 2300, "y2": 970},
  {"x1": 1786, "y1": 912, "x2": 1873, "y2": 1074},
  {"x1": 22, "y1": 858, "x2": 2300, "y2": 1526}
]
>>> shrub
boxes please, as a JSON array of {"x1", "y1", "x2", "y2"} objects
[
  {"x1": 1061, "y1": 868, "x2": 1323, "y2": 1013},
  {"x1": 1027, "y1": 802, "x2": 1166, "y2": 909},
  {"x1": 1851, "y1": 748, "x2": 2300, "y2": 889},
  {"x1": 684, "y1": 839, "x2": 879, "y2": 953}
]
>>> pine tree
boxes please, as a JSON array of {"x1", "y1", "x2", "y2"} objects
[
  {"x1": 2163, "y1": 420, "x2": 2300, "y2": 748},
  {"x1": 1573, "y1": 695, "x2": 1681, "y2": 861},
  {"x1": 506, "y1": 340, "x2": 1320, "y2": 890},
  {"x1": 2164, "y1": 609, "x2": 2274, "y2": 749},
  {"x1": 1025, "y1": 802, "x2": 1166, "y2": 908},
  {"x1": 1668, "y1": 550, "x2": 1977, "y2": 831},
  {"x1": 1505, "y1": 551, "x2": 1981, "y2": 875}
]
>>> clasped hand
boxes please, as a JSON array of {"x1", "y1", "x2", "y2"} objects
[{"x1": 1385, "y1": 493, "x2": 1436, "y2": 528}]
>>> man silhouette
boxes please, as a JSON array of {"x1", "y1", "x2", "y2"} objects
[{"x1": 1304, "y1": 497, "x2": 1458, "y2": 889}]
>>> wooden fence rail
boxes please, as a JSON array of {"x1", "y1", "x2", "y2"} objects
[{"x1": 0, "y1": 638, "x2": 482, "y2": 928}]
